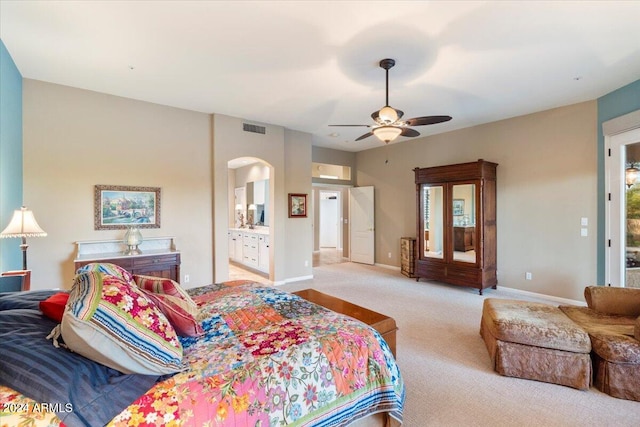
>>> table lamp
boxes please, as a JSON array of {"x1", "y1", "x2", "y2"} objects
[{"x1": 0, "y1": 206, "x2": 47, "y2": 270}]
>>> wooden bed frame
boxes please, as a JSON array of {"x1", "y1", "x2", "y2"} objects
[{"x1": 293, "y1": 288, "x2": 398, "y2": 357}]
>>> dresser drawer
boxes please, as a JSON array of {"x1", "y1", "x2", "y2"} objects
[{"x1": 133, "y1": 254, "x2": 179, "y2": 268}]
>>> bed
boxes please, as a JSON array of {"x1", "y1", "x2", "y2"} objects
[{"x1": 0, "y1": 274, "x2": 404, "y2": 426}]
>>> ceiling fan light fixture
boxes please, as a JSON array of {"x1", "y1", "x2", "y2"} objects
[
  {"x1": 378, "y1": 106, "x2": 398, "y2": 123},
  {"x1": 373, "y1": 126, "x2": 402, "y2": 143},
  {"x1": 329, "y1": 58, "x2": 451, "y2": 144},
  {"x1": 626, "y1": 164, "x2": 639, "y2": 188}
]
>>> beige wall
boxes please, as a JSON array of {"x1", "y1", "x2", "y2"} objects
[
  {"x1": 22, "y1": 81, "x2": 315, "y2": 290},
  {"x1": 23, "y1": 79, "x2": 213, "y2": 289},
  {"x1": 356, "y1": 101, "x2": 598, "y2": 301},
  {"x1": 284, "y1": 129, "x2": 314, "y2": 280},
  {"x1": 21, "y1": 78, "x2": 596, "y2": 300}
]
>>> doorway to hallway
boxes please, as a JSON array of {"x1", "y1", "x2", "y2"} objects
[{"x1": 315, "y1": 189, "x2": 346, "y2": 267}]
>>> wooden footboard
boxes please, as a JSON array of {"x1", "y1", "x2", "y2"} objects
[{"x1": 293, "y1": 289, "x2": 398, "y2": 357}]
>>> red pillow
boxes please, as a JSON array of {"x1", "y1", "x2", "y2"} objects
[{"x1": 39, "y1": 292, "x2": 70, "y2": 322}]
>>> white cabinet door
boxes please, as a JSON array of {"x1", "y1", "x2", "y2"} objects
[
  {"x1": 258, "y1": 235, "x2": 269, "y2": 273},
  {"x1": 229, "y1": 231, "x2": 243, "y2": 262},
  {"x1": 228, "y1": 232, "x2": 235, "y2": 259},
  {"x1": 234, "y1": 234, "x2": 243, "y2": 262}
]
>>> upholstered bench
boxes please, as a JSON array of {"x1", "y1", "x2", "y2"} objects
[{"x1": 480, "y1": 298, "x2": 592, "y2": 390}]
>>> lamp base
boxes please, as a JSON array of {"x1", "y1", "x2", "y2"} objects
[{"x1": 124, "y1": 245, "x2": 142, "y2": 256}]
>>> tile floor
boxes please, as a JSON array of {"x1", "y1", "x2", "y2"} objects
[{"x1": 228, "y1": 248, "x2": 347, "y2": 284}]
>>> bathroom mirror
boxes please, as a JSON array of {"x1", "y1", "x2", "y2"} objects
[{"x1": 246, "y1": 179, "x2": 269, "y2": 226}]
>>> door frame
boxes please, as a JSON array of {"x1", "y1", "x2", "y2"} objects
[
  {"x1": 319, "y1": 190, "x2": 341, "y2": 249},
  {"x1": 604, "y1": 111, "x2": 640, "y2": 287}
]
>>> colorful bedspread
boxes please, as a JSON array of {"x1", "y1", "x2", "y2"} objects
[
  {"x1": 109, "y1": 281, "x2": 404, "y2": 426},
  {"x1": 0, "y1": 385, "x2": 63, "y2": 427}
]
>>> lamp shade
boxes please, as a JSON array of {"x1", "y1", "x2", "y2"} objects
[
  {"x1": 378, "y1": 106, "x2": 398, "y2": 123},
  {"x1": 248, "y1": 204, "x2": 257, "y2": 210},
  {"x1": 0, "y1": 207, "x2": 47, "y2": 238},
  {"x1": 235, "y1": 204, "x2": 243, "y2": 210},
  {"x1": 373, "y1": 126, "x2": 402, "y2": 143}
]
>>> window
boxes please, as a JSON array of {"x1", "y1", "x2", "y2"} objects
[{"x1": 312, "y1": 163, "x2": 351, "y2": 180}]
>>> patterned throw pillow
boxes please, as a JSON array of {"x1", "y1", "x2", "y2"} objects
[
  {"x1": 76, "y1": 262, "x2": 135, "y2": 285},
  {"x1": 141, "y1": 290, "x2": 203, "y2": 337},
  {"x1": 61, "y1": 271, "x2": 184, "y2": 375},
  {"x1": 133, "y1": 275, "x2": 197, "y2": 306}
]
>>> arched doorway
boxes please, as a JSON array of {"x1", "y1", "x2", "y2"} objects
[{"x1": 227, "y1": 157, "x2": 273, "y2": 283}]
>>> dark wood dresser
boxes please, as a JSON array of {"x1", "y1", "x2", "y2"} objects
[
  {"x1": 74, "y1": 237, "x2": 181, "y2": 282},
  {"x1": 74, "y1": 251, "x2": 180, "y2": 282}
]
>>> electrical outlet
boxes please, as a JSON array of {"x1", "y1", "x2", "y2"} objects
[
  {"x1": 388, "y1": 252, "x2": 392, "y2": 258},
  {"x1": 525, "y1": 272, "x2": 532, "y2": 280},
  {"x1": 304, "y1": 260, "x2": 308, "y2": 267},
  {"x1": 184, "y1": 274, "x2": 190, "y2": 283}
]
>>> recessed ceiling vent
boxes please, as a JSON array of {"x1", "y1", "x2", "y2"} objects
[{"x1": 243, "y1": 123, "x2": 266, "y2": 134}]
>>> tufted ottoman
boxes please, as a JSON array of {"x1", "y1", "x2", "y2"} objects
[{"x1": 480, "y1": 298, "x2": 592, "y2": 390}]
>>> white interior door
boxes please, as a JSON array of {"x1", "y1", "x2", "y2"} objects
[
  {"x1": 606, "y1": 127, "x2": 640, "y2": 287},
  {"x1": 350, "y1": 186, "x2": 375, "y2": 264},
  {"x1": 320, "y1": 196, "x2": 338, "y2": 247}
]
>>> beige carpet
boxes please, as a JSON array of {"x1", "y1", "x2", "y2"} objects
[{"x1": 275, "y1": 262, "x2": 640, "y2": 427}]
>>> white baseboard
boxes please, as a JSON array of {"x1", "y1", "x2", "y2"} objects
[
  {"x1": 374, "y1": 262, "x2": 401, "y2": 271},
  {"x1": 497, "y1": 285, "x2": 586, "y2": 306},
  {"x1": 272, "y1": 275, "x2": 314, "y2": 286}
]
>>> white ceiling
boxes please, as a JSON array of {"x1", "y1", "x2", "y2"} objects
[{"x1": 2, "y1": 1, "x2": 639, "y2": 152}]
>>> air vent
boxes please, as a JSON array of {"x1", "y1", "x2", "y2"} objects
[{"x1": 243, "y1": 123, "x2": 266, "y2": 134}]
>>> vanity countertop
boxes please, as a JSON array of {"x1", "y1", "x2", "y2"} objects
[{"x1": 229, "y1": 227, "x2": 269, "y2": 235}]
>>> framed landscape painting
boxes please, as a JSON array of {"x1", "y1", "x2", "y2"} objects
[
  {"x1": 94, "y1": 185, "x2": 161, "y2": 230},
  {"x1": 288, "y1": 193, "x2": 307, "y2": 218}
]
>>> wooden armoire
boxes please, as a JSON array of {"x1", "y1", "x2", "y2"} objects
[{"x1": 413, "y1": 159, "x2": 497, "y2": 294}]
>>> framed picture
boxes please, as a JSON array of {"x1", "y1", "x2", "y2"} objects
[
  {"x1": 288, "y1": 193, "x2": 307, "y2": 218},
  {"x1": 452, "y1": 199, "x2": 465, "y2": 216},
  {"x1": 94, "y1": 185, "x2": 161, "y2": 230}
]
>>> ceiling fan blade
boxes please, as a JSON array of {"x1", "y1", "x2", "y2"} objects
[
  {"x1": 400, "y1": 127, "x2": 420, "y2": 137},
  {"x1": 328, "y1": 124, "x2": 371, "y2": 127},
  {"x1": 355, "y1": 132, "x2": 374, "y2": 141},
  {"x1": 404, "y1": 115, "x2": 452, "y2": 126}
]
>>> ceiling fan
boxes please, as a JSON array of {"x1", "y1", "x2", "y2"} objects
[{"x1": 330, "y1": 58, "x2": 452, "y2": 144}]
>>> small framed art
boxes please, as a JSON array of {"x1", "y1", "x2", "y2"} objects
[
  {"x1": 453, "y1": 199, "x2": 465, "y2": 216},
  {"x1": 288, "y1": 193, "x2": 307, "y2": 218}
]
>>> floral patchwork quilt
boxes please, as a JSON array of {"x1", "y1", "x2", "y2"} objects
[{"x1": 109, "y1": 281, "x2": 404, "y2": 426}]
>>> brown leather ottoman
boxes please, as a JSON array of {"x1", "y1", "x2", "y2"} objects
[{"x1": 480, "y1": 298, "x2": 592, "y2": 390}]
